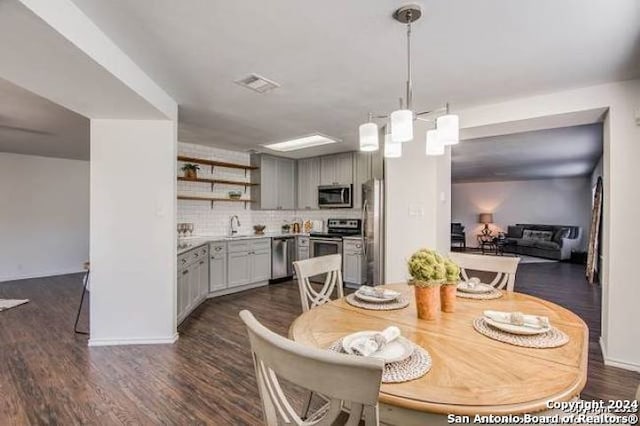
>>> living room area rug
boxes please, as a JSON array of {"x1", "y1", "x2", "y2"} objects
[{"x1": 0, "y1": 299, "x2": 30, "y2": 312}]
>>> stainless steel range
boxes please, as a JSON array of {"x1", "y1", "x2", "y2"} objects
[{"x1": 309, "y1": 219, "x2": 362, "y2": 259}]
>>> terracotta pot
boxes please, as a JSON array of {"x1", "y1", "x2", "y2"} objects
[
  {"x1": 184, "y1": 169, "x2": 197, "y2": 179},
  {"x1": 413, "y1": 284, "x2": 441, "y2": 320},
  {"x1": 440, "y1": 284, "x2": 457, "y2": 313}
]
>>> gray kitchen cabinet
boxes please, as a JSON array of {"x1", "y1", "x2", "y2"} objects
[
  {"x1": 252, "y1": 248, "x2": 272, "y2": 282},
  {"x1": 296, "y1": 236, "x2": 310, "y2": 261},
  {"x1": 227, "y1": 238, "x2": 272, "y2": 287},
  {"x1": 296, "y1": 157, "x2": 320, "y2": 209},
  {"x1": 343, "y1": 238, "x2": 365, "y2": 285},
  {"x1": 320, "y1": 153, "x2": 353, "y2": 185},
  {"x1": 277, "y1": 157, "x2": 296, "y2": 209},
  {"x1": 177, "y1": 267, "x2": 190, "y2": 319},
  {"x1": 251, "y1": 154, "x2": 296, "y2": 210},
  {"x1": 228, "y1": 251, "x2": 252, "y2": 288},
  {"x1": 209, "y1": 242, "x2": 227, "y2": 291},
  {"x1": 177, "y1": 244, "x2": 210, "y2": 323}
]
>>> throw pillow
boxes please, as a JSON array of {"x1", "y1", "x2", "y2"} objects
[
  {"x1": 553, "y1": 228, "x2": 571, "y2": 243},
  {"x1": 507, "y1": 226, "x2": 524, "y2": 239},
  {"x1": 522, "y1": 229, "x2": 553, "y2": 241}
]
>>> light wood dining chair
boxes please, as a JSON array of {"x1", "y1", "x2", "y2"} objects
[
  {"x1": 239, "y1": 310, "x2": 384, "y2": 426},
  {"x1": 293, "y1": 254, "x2": 344, "y2": 312},
  {"x1": 449, "y1": 252, "x2": 520, "y2": 291}
]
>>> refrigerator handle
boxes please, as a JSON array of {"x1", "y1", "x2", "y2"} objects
[{"x1": 361, "y1": 198, "x2": 368, "y2": 260}]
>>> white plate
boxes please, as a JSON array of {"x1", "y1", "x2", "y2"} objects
[
  {"x1": 354, "y1": 290, "x2": 400, "y2": 303},
  {"x1": 457, "y1": 282, "x2": 494, "y2": 294},
  {"x1": 342, "y1": 331, "x2": 414, "y2": 364},
  {"x1": 484, "y1": 317, "x2": 551, "y2": 335}
]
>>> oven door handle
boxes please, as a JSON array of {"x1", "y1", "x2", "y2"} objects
[{"x1": 310, "y1": 238, "x2": 342, "y2": 244}]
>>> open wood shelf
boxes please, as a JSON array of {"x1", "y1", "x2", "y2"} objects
[
  {"x1": 177, "y1": 155, "x2": 258, "y2": 171},
  {"x1": 177, "y1": 176, "x2": 259, "y2": 187},
  {"x1": 177, "y1": 194, "x2": 253, "y2": 209}
]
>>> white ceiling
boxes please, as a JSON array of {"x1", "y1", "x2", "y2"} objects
[
  {"x1": 452, "y1": 124, "x2": 603, "y2": 183},
  {"x1": 0, "y1": 77, "x2": 89, "y2": 160},
  {"x1": 69, "y1": 0, "x2": 640, "y2": 158}
]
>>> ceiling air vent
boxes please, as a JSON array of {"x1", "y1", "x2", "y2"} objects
[{"x1": 234, "y1": 74, "x2": 280, "y2": 94}]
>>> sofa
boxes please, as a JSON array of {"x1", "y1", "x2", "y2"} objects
[{"x1": 503, "y1": 224, "x2": 582, "y2": 260}]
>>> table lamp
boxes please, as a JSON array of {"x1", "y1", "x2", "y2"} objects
[{"x1": 478, "y1": 213, "x2": 493, "y2": 236}]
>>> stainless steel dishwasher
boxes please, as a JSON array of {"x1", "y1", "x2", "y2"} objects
[{"x1": 271, "y1": 236, "x2": 295, "y2": 280}]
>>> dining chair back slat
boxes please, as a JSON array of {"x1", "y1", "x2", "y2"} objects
[
  {"x1": 239, "y1": 310, "x2": 383, "y2": 425},
  {"x1": 449, "y1": 252, "x2": 520, "y2": 291},
  {"x1": 294, "y1": 254, "x2": 344, "y2": 312}
]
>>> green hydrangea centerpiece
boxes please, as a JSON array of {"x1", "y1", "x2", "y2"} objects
[{"x1": 407, "y1": 248, "x2": 447, "y2": 287}]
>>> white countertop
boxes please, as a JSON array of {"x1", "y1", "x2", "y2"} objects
[{"x1": 177, "y1": 232, "x2": 310, "y2": 255}]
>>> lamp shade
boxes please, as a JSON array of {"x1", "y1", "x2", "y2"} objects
[
  {"x1": 478, "y1": 213, "x2": 493, "y2": 224},
  {"x1": 425, "y1": 129, "x2": 444, "y2": 156},
  {"x1": 390, "y1": 109, "x2": 413, "y2": 143},
  {"x1": 384, "y1": 132, "x2": 402, "y2": 158},
  {"x1": 436, "y1": 113, "x2": 459, "y2": 145},
  {"x1": 359, "y1": 122, "x2": 379, "y2": 152}
]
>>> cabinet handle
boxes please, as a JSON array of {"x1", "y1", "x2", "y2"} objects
[
  {"x1": 215, "y1": 247, "x2": 222, "y2": 252},
  {"x1": 199, "y1": 260, "x2": 205, "y2": 265},
  {"x1": 182, "y1": 270, "x2": 189, "y2": 275},
  {"x1": 194, "y1": 253, "x2": 199, "y2": 258},
  {"x1": 181, "y1": 259, "x2": 187, "y2": 264}
]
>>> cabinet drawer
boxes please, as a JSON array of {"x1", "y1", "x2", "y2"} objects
[
  {"x1": 343, "y1": 239, "x2": 363, "y2": 250},
  {"x1": 210, "y1": 242, "x2": 226, "y2": 255},
  {"x1": 198, "y1": 245, "x2": 209, "y2": 257},
  {"x1": 177, "y1": 253, "x2": 190, "y2": 269},
  {"x1": 251, "y1": 239, "x2": 271, "y2": 252},
  {"x1": 228, "y1": 240, "x2": 251, "y2": 253},
  {"x1": 297, "y1": 236, "x2": 309, "y2": 247}
]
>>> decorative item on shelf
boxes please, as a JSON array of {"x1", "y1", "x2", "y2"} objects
[
  {"x1": 281, "y1": 223, "x2": 291, "y2": 234},
  {"x1": 357, "y1": 4, "x2": 459, "y2": 157},
  {"x1": 407, "y1": 248, "x2": 446, "y2": 320},
  {"x1": 253, "y1": 225, "x2": 266, "y2": 235},
  {"x1": 228, "y1": 190, "x2": 242, "y2": 200},
  {"x1": 478, "y1": 213, "x2": 494, "y2": 236},
  {"x1": 441, "y1": 259, "x2": 461, "y2": 313},
  {"x1": 181, "y1": 163, "x2": 200, "y2": 179},
  {"x1": 291, "y1": 222, "x2": 301, "y2": 234},
  {"x1": 303, "y1": 220, "x2": 313, "y2": 233}
]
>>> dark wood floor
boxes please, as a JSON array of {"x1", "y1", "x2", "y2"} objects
[{"x1": 0, "y1": 263, "x2": 637, "y2": 424}]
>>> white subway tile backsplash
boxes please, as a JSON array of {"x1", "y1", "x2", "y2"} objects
[{"x1": 177, "y1": 142, "x2": 360, "y2": 237}]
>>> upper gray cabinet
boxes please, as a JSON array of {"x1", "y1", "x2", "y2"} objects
[
  {"x1": 251, "y1": 154, "x2": 296, "y2": 210},
  {"x1": 320, "y1": 153, "x2": 353, "y2": 186},
  {"x1": 297, "y1": 157, "x2": 320, "y2": 210}
]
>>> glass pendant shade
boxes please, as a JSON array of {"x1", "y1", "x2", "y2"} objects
[
  {"x1": 359, "y1": 122, "x2": 379, "y2": 152},
  {"x1": 390, "y1": 109, "x2": 413, "y2": 143},
  {"x1": 426, "y1": 129, "x2": 445, "y2": 156},
  {"x1": 384, "y1": 132, "x2": 402, "y2": 158},
  {"x1": 436, "y1": 114, "x2": 459, "y2": 145}
]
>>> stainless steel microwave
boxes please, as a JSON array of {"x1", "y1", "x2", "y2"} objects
[{"x1": 318, "y1": 184, "x2": 353, "y2": 208}]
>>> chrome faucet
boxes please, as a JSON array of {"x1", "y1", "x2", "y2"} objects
[{"x1": 230, "y1": 215, "x2": 241, "y2": 236}]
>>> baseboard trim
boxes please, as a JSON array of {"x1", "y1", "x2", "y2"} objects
[
  {"x1": 88, "y1": 333, "x2": 179, "y2": 347},
  {"x1": 599, "y1": 336, "x2": 640, "y2": 372},
  {"x1": 207, "y1": 281, "x2": 268, "y2": 298},
  {"x1": 0, "y1": 268, "x2": 85, "y2": 283}
]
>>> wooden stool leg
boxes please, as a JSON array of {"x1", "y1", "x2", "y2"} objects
[{"x1": 74, "y1": 269, "x2": 89, "y2": 335}]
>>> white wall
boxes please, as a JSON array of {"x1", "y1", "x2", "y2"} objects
[
  {"x1": 89, "y1": 119, "x2": 177, "y2": 346},
  {"x1": 0, "y1": 153, "x2": 89, "y2": 282},
  {"x1": 452, "y1": 177, "x2": 592, "y2": 249},
  {"x1": 458, "y1": 79, "x2": 640, "y2": 371},
  {"x1": 385, "y1": 120, "x2": 451, "y2": 283}
]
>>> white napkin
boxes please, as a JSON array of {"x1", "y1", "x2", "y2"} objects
[
  {"x1": 351, "y1": 326, "x2": 401, "y2": 357},
  {"x1": 466, "y1": 277, "x2": 481, "y2": 288},
  {"x1": 484, "y1": 310, "x2": 550, "y2": 329},
  {"x1": 357, "y1": 286, "x2": 400, "y2": 299}
]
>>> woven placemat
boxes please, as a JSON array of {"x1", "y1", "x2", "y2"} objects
[
  {"x1": 473, "y1": 317, "x2": 569, "y2": 348},
  {"x1": 328, "y1": 339, "x2": 431, "y2": 383},
  {"x1": 456, "y1": 289, "x2": 503, "y2": 300},
  {"x1": 345, "y1": 293, "x2": 410, "y2": 311}
]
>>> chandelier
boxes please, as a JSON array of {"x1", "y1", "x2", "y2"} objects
[{"x1": 358, "y1": 4, "x2": 460, "y2": 158}]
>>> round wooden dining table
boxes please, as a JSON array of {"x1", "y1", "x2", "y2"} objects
[{"x1": 289, "y1": 283, "x2": 588, "y2": 424}]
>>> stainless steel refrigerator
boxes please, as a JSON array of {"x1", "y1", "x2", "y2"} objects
[{"x1": 362, "y1": 179, "x2": 384, "y2": 286}]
